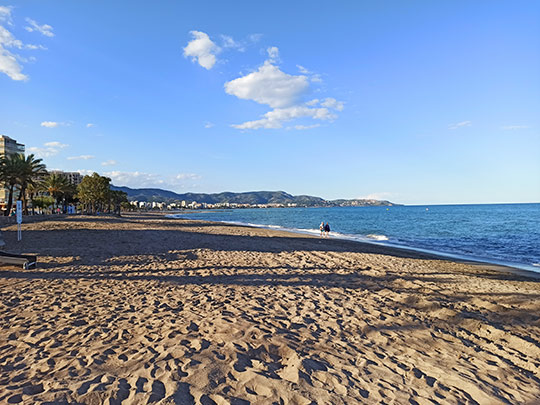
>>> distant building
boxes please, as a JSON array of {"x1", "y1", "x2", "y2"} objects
[
  {"x1": 49, "y1": 170, "x2": 83, "y2": 186},
  {"x1": 0, "y1": 135, "x2": 25, "y2": 204},
  {"x1": 0, "y1": 135, "x2": 25, "y2": 157}
]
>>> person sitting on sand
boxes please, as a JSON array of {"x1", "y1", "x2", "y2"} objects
[
  {"x1": 320, "y1": 221, "x2": 325, "y2": 237},
  {"x1": 324, "y1": 222, "x2": 330, "y2": 238}
]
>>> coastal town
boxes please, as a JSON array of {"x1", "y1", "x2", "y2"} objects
[{"x1": 0, "y1": 134, "x2": 398, "y2": 214}]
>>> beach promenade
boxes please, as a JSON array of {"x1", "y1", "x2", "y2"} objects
[{"x1": 0, "y1": 213, "x2": 539, "y2": 404}]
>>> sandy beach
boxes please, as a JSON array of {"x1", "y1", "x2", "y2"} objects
[{"x1": 0, "y1": 212, "x2": 539, "y2": 404}]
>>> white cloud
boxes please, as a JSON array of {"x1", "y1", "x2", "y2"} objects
[
  {"x1": 0, "y1": 6, "x2": 13, "y2": 26},
  {"x1": 101, "y1": 160, "x2": 117, "y2": 166},
  {"x1": 320, "y1": 97, "x2": 344, "y2": 111},
  {"x1": 225, "y1": 61, "x2": 309, "y2": 109},
  {"x1": 24, "y1": 18, "x2": 54, "y2": 37},
  {"x1": 0, "y1": 10, "x2": 49, "y2": 81},
  {"x1": 221, "y1": 34, "x2": 244, "y2": 52},
  {"x1": 501, "y1": 125, "x2": 530, "y2": 130},
  {"x1": 248, "y1": 33, "x2": 263, "y2": 43},
  {"x1": 291, "y1": 124, "x2": 321, "y2": 130},
  {"x1": 232, "y1": 105, "x2": 336, "y2": 130},
  {"x1": 0, "y1": 22, "x2": 27, "y2": 80},
  {"x1": 183, "y1": 30, "x2": 219, "y2": 70},
  {"x1": 360, "y1": 192, "x2": 394, "y2": 200},
  {"x1": 220, "y1": 33, "x2": 261, "y2": 52},
  {"x1": 204, "y1": 122, "x2": 214, "y2": 129},
  {"x1": 28, "y1": 141, "x2": 68, "y2": 158},
  {"x1": 449, "y1": 120, "x2": 472, "y2": 130},
  {"x1": 184, "y1": 36, "x2": 343, "y2": 130},
  {"x1": 41, "y1": 121, "x2": 59, "y2": 128},
  {"x1": 226, "y1": 62, "x2": 343, "y2": 130},
  {"x1": 267, "y1": 46, "x2": 279, "y2": 63},
  {"x1": 101, "y1": 171, "x2": 202, "y2": 190},
  {"x1": 0, "y1": 47, "x2": 26, "y2": 80},
  {"x1": 297, "y1": 65, "x2": 310, "y2": 74},
  {"x1": 67, "y1": 155, "x2": 94, "y2": 160},
  {"x1": 297, "y1": 65, "x2": 322, "y2": 83},
  {"x1": 175, "y1": 173, "x2": 201, "y2": 181},
  {"x1": 44, "y1": 141, "x2": 68, "y2": 148},
  {"x1": 86, "y1": 123, "x2": 95, "y2": 128}
]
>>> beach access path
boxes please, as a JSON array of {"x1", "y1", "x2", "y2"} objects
[{"x1": 0, "y1": 213, "x2": 539, "y2": 404}]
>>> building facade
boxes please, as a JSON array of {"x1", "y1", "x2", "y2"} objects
[
  {"x1": 0, "y1": 135, "x2": 25, "y2": 204},
  {"x1": 49, "y1": 170, "x2": 84, "y2": 186}
]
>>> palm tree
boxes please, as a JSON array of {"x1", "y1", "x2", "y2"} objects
[
  {"x1": 0, "y1": 154, "x2": 24, "y2": 216},
  {"x1": 42, "y1": 173, "x2": 70, "y2": 211},
  {"x1": 16, "y1": 154, "x2": 47, "y2": 214}
]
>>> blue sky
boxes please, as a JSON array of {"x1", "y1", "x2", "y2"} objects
[{"x1": 1, "y1": 1, "x2": 539, "y2": 204}]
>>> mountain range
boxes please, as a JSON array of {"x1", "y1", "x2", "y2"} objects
[{"x1": 111, "y1": 186, "x2": 400, "y2": 207}]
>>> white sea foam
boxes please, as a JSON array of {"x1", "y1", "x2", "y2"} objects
[
  {"x1": 297, "y1": 228, "x2": 322, "y2": 235},
  {"x1": 366, "y1": 234, "x2": 389, "y2": 241},
  {"x1": 533, "y1": 263, "x2": 540, "y2": 267}
]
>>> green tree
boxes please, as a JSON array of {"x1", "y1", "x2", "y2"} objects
[
  {"x1": 42, "y1": 173, "x2": 71, "y2": 211},
  {"x1": 77, "y1": 173, "x2": 111, "y2": 214},
  {"x1": 16, "y1": 154, "x2": 47, "y2": 214},
  {"x1": 32, "y1": 196, "x2": 55, "y2": 214},
  {"x1": 109, "y1": 190, "x2": 128, "y2": 215}
]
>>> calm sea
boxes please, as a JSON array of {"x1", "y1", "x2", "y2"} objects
[{"x1": 170, "y1": 203, "x2": 540, "y2": 272}]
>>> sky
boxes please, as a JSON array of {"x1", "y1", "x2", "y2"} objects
[{"x1": 0, "y1": 1, "x2": 539, "y2": 205}]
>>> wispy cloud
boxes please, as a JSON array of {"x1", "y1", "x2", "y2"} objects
[
  {"x1": 204, "y1": 122, "x2": 215, "y2": 129},
  {"x1": 24, "y1": 18, "x2": 54, "y2": 37},
  {"x1": 45, "y1": 141, "x2": 67, "y2": 148},
  {"x1": 501, "y1": 125, "x2": 530, "y2": 130},
  {"x1": 183, "y1": 30, "x2": 219, "y2": 70},
  {"x1": 221, "y1": 35, "x2": 244, "y2": 52},
  {"x1": 101, "y1": 160, "x2": 117, "y2": 166},
  {"x1": 0, "y1": 6, "x2": 13, "y2": 24},
  {"x1": 0, "y1": 8, "x2": 49, "y2": 81},
  {"x1": 97, "y1": 171, "x2": 202, "y2": 191},
  {"x1": 27, "y1": 141, "x2": 68, "y2": 158},
  {"x1": 86, "y1": 123, "x2": 95, "y2": 128},
  {"x1": 41, "y1": 121, "x2": 60, "y2": 128},
  {"x1": 296, "y1": 65, "x2": 322, "y2": 83},
  {"x1": 289, "y1": 124, "x2": 321, "y2": 130},
  {"x1": 40, "y1": 121, "x2": 71, "y2": 128},
  {"x1": 449, "y1": 120, "x2": 472, "y2": 130},
  {"x1": 360, "y1": 192, "x2": 394, "y2": 200},
  {"x1": 175, "y1": 173, "x2": 201, "y2": 181},
  {"x1": 232, "y1": 105, "x2": 337, "y2": 130},
  {"x1": 220, "y1": 33, "x2": 261, "y2": 52},
  {"x1": 266, "y1": 46, "x2": 280, "y2": 63},
  {"x1": 67, "y1": 155, "x2": 94, "y2": 160}
]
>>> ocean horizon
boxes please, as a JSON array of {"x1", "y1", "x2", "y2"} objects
[{"x1": 170, "y1": 202, "x2": 540, "y2": 273}]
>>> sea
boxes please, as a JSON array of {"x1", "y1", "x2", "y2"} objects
[{"x1": 169, "y1": 203, "x2": 540, "y2": 273}]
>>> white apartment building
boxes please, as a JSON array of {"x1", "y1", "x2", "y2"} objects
[{"x1": 0, "y1": 135, "x2": 25, "y2": 204}]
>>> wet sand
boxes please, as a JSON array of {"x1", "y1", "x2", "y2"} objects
[{"x1": 0, "y1": 213, "x2": 539, "y2": 404}]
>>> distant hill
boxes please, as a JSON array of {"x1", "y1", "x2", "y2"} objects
[{"x1": 111, "y1": 185, "x2": 401, "y2": 207}]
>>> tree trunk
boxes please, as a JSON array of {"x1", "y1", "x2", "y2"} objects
[
  {"x1": 19, "y1": 185, "x2": 28, "y2": 215},
  {"x1": 4, "y1": 184, "x2": 14, "y2": 216}
]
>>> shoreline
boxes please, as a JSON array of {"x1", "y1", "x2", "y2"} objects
[
  {"x1": 168, "y1": 212, "x2": 540, "y2": 278},
  {"x1": 1, "y1": 212, "x2": 539, "y2": 403}
]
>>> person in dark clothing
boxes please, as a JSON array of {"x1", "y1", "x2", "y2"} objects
[{"x1": 324, "y1": 222, "x2": 330, "y2": 238}]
